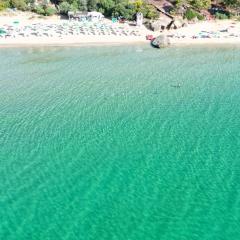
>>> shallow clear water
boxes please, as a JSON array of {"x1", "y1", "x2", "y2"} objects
[{"x1": 1, "y1": 45, "x2": 240, "y2": 240}]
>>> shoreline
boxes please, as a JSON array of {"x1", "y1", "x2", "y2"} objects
[
  {"x1": 0, "y1": 37, "x2": 148, "y2": 48},
  {"x1": 2, "y1": 38, "x2": 240, "y2": 48},
  {"x1": 0, "y1": 41, "x2": 146, "y2": 48}
]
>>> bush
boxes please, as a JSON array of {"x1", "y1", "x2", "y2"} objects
[
  {"x1": 191, "y1": 0, "x2": 211, "y2": 10},
  {"x1": 34, "y1": 5, "x2": 56, "y2": 16},
  {"x1": 184, "y1": 9, "x2": 204, "y2": 21},
  {"x1": 78, "y1": 0, "x2": 87, "y2": 11},
  {"x1": 144, "y1": 4, "x2": 159, "y2": 19},
  {"x1": 10, "y1": 0, "x2": 27, "y2": 10},
  {"x1": 197, "y1": 13, "x2": 204, "y2": 20},
  {"x1": 215, "y1": 12, "x2": 229, "y2": 19},
  {"x1": 0, "y1": 0, "x2": 9, "y2": 11},
  {"x1": 34, "y1": 5, "x2": 45, "y2": 15},
  {"x1": 87, "y1": 0, "x2": 97, "y2": 11},
  {"x1": 70, "y1": 0, "x2": 78, "y2": 11},
  {"x1": 97, "y1": 0, "x2": 115, "y2": 16},
  {"x1": 44, "y1": 6, "x2": 56, "y2": 16}
]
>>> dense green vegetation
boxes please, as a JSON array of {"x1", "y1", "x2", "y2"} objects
[
  {"x1": 0, "y1": 0, "x2": 240, "y2": 19},
  {"x1": 184, "y1": 8, "x2": 205, "y2": 20},
  {"x1": 57, "y1": 0, "x2": 159, "y2": 19},
  {"x1": 0, "y1": 0, "x2": 158, "y2": 18},
  {"x1": 176, "y1": 0, "x2": 240, "y2": 10}
]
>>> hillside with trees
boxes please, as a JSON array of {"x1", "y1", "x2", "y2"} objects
[{"x1": 0, "y1": 0, "x2": 240, "y2": 20}]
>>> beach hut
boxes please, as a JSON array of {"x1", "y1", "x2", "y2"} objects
[
  {"x1": 87, "y1": 12, "x2": 104, "y2": 22},
  {"x1": 75, "y1": 11, "x2": 88, "y2": 21}
]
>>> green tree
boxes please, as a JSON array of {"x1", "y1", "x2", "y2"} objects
[
  {"x1": 34, "y1": 5, "x2": 45, "y2": 14},
  {"x1": 134, "y1": 0, "x2": 143, "y2": 11},
  {"x1": 59, "y1": 1, "x2": 71, "y2": 13},
  {"x1": 87, "y1": 0, "x2": 97, "y2": 11},
  {"x1": 10, "y1": 0, "x2": 27, "y2": 10},
  {"x1": 190, "y1": 0, "x2": 211, "y2": 9},
  {"x1": 223, "y1": 0, "x2": 240, "y2": 7},
  {"x1": 97, "y1": 0, "x2": 115, "y2": 16},
  {"x1": 78, "y1": 0, "x2": 87, "y2": 11},
  {"x1": 45, "y1": 6, "x2": 56, "y2": 15},
  {"x1": 0, "y1": 0, "x2": 10, "y2": 11},
  {"x1": 143, "y1": 4, "x2": 159, "y2": 19}
]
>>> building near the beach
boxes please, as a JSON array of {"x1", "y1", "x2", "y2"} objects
[
  {"x1": 67, "y1": 11, "x2": 103, "y2": 22},
  {"x1": 87, "y1": 12, "x2": 104, "y2": 22}
]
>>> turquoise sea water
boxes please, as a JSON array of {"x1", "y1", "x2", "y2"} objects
[{"x1": 1, "y1": 45, "x2": 240, "y2": 240}]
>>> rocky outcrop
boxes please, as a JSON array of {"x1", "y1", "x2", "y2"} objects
[
  {"x1": 147, "y1": 17, "x2": 187, "y2": 32},
  {"x1": 148, "y1": 17, "x2": 172, "y2": 31},
  {"x1": 151, "y1": 35, "x2": 170, "y2": 48},
  {"x1": 168, "y1": 18, "x2": 188, "y2": 29}
]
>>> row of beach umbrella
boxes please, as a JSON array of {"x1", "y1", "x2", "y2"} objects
[{"x1": 0, "y1": 21, "x2": 142, "y2": 38}]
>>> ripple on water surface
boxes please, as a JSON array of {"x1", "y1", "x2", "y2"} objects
[{"x1": 0, "y1": 45, "x2": 240, "y2": 240}]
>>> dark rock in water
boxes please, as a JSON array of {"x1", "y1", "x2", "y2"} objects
[{"x1": 151, "y1": 35, "x2": 170, "y2": 48}]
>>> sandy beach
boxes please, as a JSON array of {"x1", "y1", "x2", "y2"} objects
[
  {"x1": 0, "y1": 12, "x2": 150, "y2": 47},
  {"x1": 0, "y1": 35, "x2": 148, "y2": 47},
  {"x1": 1, "y1": 11, "x2": 240, "y2": 47},
  {"x1": 168, "y1": 20, "x2": 240, "y2": 45}
]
